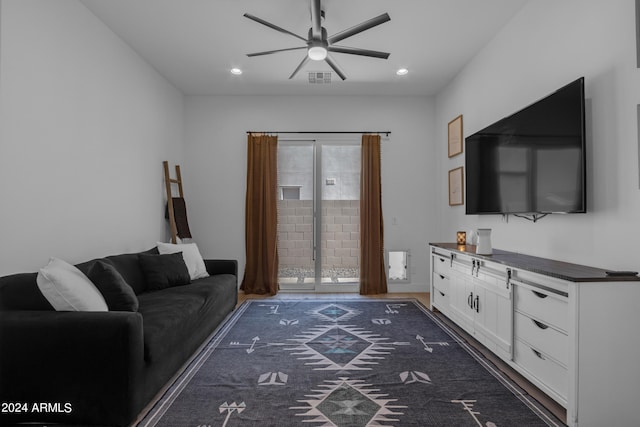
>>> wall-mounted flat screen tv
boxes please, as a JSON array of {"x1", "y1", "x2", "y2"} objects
[{"x1": 465, "y1": 77, "x2": 586, "y2": 215}]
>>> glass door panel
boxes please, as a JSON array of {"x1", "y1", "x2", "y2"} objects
[
  {"x1": 277, "y1": 143, "x2": 316, "y2": 290},
  {"x1": 319, "y1": 144, "x2": 360, "y2": 288}
]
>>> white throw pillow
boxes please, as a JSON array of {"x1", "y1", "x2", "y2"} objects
[
  {"x1": 36, "y1": 258, "x2": 108, "y2": 312},
  {"x1": 156, "y1": 242, "x2": 209, "y2": 280}
]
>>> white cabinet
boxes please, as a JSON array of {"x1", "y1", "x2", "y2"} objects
[
  {"x1": 432, "y1": 248, "x2": 512, "y2": 362},
  {"x1": 430, "y1": 243, "x2": 640, "y2": 427}
]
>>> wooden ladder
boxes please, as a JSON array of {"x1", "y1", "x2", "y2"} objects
[{"x1": 163, "y1": 160, "x2": 184, "y2": 244}]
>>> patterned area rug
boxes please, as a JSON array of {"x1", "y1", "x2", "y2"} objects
[{"x1": 138, "y1": 299, "x2": 564, "y2": 426}]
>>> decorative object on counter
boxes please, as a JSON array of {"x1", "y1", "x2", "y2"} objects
[
  {"x1": 448, "y1": 114, "x2": 463, "y2": 157},
  {"x1": 467, "y1": 229, "x2": 476, "y2": 245},
  {"x1": 476, "y1": 228, "x2": 493, "y2": 255},
  {"x1": 456, "y1": 231, "x2": 466, "y2": 245}
]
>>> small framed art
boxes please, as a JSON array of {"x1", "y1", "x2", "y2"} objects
[
  {"x1": 448, "y1": 166, "x2": 464, "y2": 206},
  {"x1": 448, "y1": 115, "x2": 463, "y2": 157}
]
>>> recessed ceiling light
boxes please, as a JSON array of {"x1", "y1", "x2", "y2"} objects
[
  {"x1": 396, "y1": 68, "x2": 409, "y2": 76},
  {"x1": 230, "y1": 68, "x2": 243, "y2": 75}
]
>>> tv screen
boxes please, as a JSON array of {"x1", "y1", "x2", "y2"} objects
[{"x1": 465, "y1": 77, "x2": 586, "y2": 215}]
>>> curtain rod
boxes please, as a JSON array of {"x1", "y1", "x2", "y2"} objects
[{"x1": 247, "y1": 131, "x2": 391, "y2": 136}]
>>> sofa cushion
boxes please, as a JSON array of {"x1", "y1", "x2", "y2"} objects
[
  {"x1": 138, "y1": 252, "x2": 190, "y2": 291},
  {"x1": 87, "y1": 261, "x2": 139, "y2": 312},
  {"x1": 137, "y1": 285, "x2": 206, "y2": 362},
  {"x1": 36, "y1": 258, "x2": 108, "y2": 312},
  {"x1": 157, "y1": 242, "x2": 209, "y2": 280},
  {"x1": 137, "y1": 274, "x2": 237, "y2": 363}
]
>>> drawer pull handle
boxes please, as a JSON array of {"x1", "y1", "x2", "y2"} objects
[
  {"x1": 532, "y1": 319, "x2": 549, "y2": 330},
  {"x1": 531, "y1": 348, "x2": 546, "y2": 360},
  {"x1": 439, "y1": 274, "x2": 445, "y2": 280},
  {"x1": 439, "y1": 257, "x2": 445, "y2": 263},
  {"x1": 439, "y1": 291, "x2": 445, "y2": 297},
  {"x1": 532, "y1": 290, "x2": 548, "y2": 299}
]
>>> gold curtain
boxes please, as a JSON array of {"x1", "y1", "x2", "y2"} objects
[
  {"x1": 359, "y1": 134, "x2": 387, "y2": 295},
  {"x1": 240, "y1": 134, "x2": 279, "y2": 295}
]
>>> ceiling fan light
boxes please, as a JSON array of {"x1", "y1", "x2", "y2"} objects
[{"x1": 308, "y1": 46, "x2": 327, "y2": 61}]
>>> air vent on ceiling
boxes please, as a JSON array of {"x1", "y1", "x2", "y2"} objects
[{"x1": 308, "y1": 72, "x2": 331, "y2": 84}]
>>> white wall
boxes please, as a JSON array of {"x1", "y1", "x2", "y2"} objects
[
  {"x1": 0, "y1": 0, "x2": 184, "y2": 275},
  {"x1": 435, "y1": 0, "x2": 640, "y2": 271},
  {"x1": 184, "y1": 95, "x2": 436, "y2": 292},
  {"x1": 9, "y1": 0, "x2": 630, "y2": 284}
]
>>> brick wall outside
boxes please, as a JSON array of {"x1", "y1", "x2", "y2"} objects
[{"x1": 277, "y1": 200, "x2": 359, "y2": 268}]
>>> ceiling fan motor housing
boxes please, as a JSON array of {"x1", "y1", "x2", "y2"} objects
[{"x1": 308, "y1": 27, "x2": 328, "y2": 44}]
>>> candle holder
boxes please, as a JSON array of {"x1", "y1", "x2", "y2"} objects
[{"x1": 456, "y1": 231, "x2": 467, "y2": 245}]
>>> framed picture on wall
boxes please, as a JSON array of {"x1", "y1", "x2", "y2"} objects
[
  {"x1": 449, "y1": 166, "x2": 464, "y2": 206},
  {"x1": 448, "y1": 114, "x2": 463, "y2": 157}
]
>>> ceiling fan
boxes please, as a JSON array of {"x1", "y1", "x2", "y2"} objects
[{"x1": 244, "y1": 0, "x2": 391, "y2": 80}]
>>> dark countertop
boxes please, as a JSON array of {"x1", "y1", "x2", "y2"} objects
[{"x1": 430, "y1": 243, "x2": 640, "y2": 283}]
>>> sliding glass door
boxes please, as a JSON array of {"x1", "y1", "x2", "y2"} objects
[{"x1": 277, "y1": 140, "x2": 360, "y2": 292}]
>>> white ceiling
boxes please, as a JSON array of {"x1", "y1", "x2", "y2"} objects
[{"x1": 81, "y1": 0, "x2": 529, "y2": 96}]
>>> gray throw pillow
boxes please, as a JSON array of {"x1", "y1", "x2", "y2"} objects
[
  {"x1": 88, "y1": 261, "x2": 139, "y2": 312},
  {"x1": 138, "y1": 252, "x2": 190, "y2": 291}
]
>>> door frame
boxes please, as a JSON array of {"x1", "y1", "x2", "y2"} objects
[{"x1": 277, "y1": 137, "x2": 360, "y2": 293}]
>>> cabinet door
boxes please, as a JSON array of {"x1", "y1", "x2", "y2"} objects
[
  {"x1": 473, "y1": 277, "x2": 512, "y2": 359},
  {"x1": 448, "y1": 265, "x2": 475, "y2": 334}
]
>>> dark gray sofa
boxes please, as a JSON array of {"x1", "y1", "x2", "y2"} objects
[{"x1": 0, "y1": 248, "x2": 237, "y2": 426}]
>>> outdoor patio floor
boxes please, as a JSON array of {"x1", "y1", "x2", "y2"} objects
[{"x1": 278, "y1": 266, "x2": 359, "y2": 284}]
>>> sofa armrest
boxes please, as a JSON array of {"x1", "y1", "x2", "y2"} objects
[
  {"x1": 0, "y1": 310, "x2": 144, "y2": 426},
  {"x1": 204, "y1": 259, "x2": 238, "y2": 278}
]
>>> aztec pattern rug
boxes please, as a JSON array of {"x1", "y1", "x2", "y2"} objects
[{"x1": 138, "y1": 299, "x2": 565, "y2": 426}]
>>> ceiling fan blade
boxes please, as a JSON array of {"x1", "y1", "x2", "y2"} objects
[
  {"x1": 328, "y1": 13, "x2": 391, "y2": 44},
  {"x1": 324, "y1": 53, "x2": 346, "y2": 81},
  {"x1": 243, "y1": 13, "x2": 307, "y2": 42},
  {"x1": 247, "y1": 46, "x2": 308, "y2": 57},
  {"x1": 289, "y1": 55, "x2": 310, "y2": 79},
  {"x1": 310, "y1": 0, "x2": 322, "y2": 40},
  {"x1": 327, "y1": 45, "x2": 390, "y2": 59}
]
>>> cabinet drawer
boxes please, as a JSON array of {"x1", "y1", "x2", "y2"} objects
[
  {"x1": 432, "y1": 272, "x2": 449, "y2": 294},
  {"x1": 433, "y1": 253, "x2": 451, "y2": 276},
  {"x1": 514, "y1": 338, "x2": 568, "y2": 402},
  {"x1": 514, "y1": 312, "x2": 568, "y2": 367},
  {"x1": 433, "y1": 287, "x2": 450, "y2": 313},
  {"x1": 514, "y1": 284, "x2": 568, "y2": 332}
]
